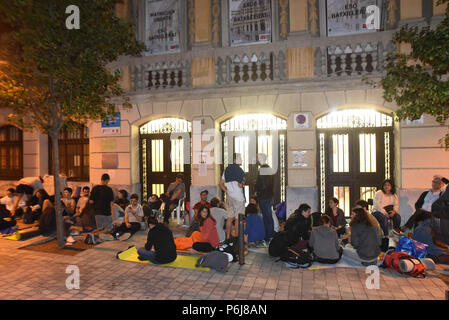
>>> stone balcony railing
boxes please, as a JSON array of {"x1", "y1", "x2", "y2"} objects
[{"x1": 113, "y1": 30, "x2": 397, "y2": 93}]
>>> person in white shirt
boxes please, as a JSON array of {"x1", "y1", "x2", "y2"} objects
[
  {"x1": 372, "y1": 179, "x2": 401, "y2": 237},
  {"x1": 11, "y1": 177, "x2": 44, "y2": 217},
  {"x1": 219, "y1": 153, "x2": 246, "y2": 242},
  {"x1": 112, "y1": 193, "x2": 144, "y2": 241},
  {"x1": 0, "y1": 188, "x2": 16, "y2": 218}
]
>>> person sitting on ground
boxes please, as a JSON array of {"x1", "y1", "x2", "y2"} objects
[
  {"x1": 244, "y1": 203, "x2": 266, "y2": 247},
  {"x1": 38, "y1": 198, "x2": 57, "y2": 236},
  {"x1": 193, "y1": 190, "x2": 212, "y2": 217},
  {"x1": 61, "y1": 188, "x2": 76, "y2": 217},
  {"x1": 148, "y1": 194, "x2": 162, "y2": 211},
  {"x1": 164, "y1": 174, "x2": 186, "y2": 226},
  {"x1": 309, "y1": 214, "x2": 343, "y2": 264},
  {"x1": 372, "y1": 179, "x2": 401, "y2": 237},
  {"x1": 112, "y1": 189, "x2": 129, "y2": 225},
  {"x1": 111, "y1": 193, "x2": 145, "y2": 241},
  {"x1": 192, "y1": 205, "x2": 220, "y2": 253},
  {"x1": 249, "y1": 196, "x2": 258, "y2": 207},
  {"x1": 137, "y1": 216, "x2": 177, "y2": 264},
  {"x1": 0, "y1": 188, "x2": 17, "y2": 219},
  {"x1": 11, "y1": 177, "x2": 44, "y2": 216},
  {"x1": 342, "y1": 207, "x2": 381, "y2": 266},
  {"x1": 412, "y1": 213, "x2": 449, "y2": 265},
  {"x1": 284, "y1": 203, "x2": 312, "y2": 248},
  {"x1": 402, "y1": 175, "x2": 448, "y2": 235},
  {"x1": 210, "y1": 197, "x2": 227, "y2": 244},
  {"x1": 325, "y1": 197, "x2": 346, "y2": 237},
  {"x1": 89, "y1": 173, "x2": 115, "y2": 232},
  {"x1": 354, "y1": 199, "x2": 384, "y2": 247},
  {"x1": 75, "y1": 187, "x2": 90, "y2": 218},
  {"x1": 21, "y1": 188, "x2": 50, "y2": 224}
]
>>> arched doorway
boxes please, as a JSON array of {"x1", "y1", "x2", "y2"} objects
[
  {"x1": 0, "y1": 125, "x2": 23, "y2": 180},
  {"x1": 220, "y1": 113, "x2": 287, "y2": 204},
  {"x1": 139, "y1": 117, "x2": 191, "y2": 202},
  {"x1": 317, "y1": 109, "x2": 394, "y2": 216}
]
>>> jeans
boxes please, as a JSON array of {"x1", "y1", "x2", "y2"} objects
[
  {"x1": 95, "y1": 215, "x2": 113, "y2": 232},
  {"x1": 372, "y1": 211, "x2": 401, "y2": 237},
  {"x1": 259, "y1": 198, "x2": 274, "y2": 241},
  {"x1": 137, "y1": 248, "x2": 164, "y2": 264}
]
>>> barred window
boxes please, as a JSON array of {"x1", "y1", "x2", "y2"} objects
[
  {"x1": 0, "y1": 126, "x2": 23, "y2": 180},
  {"x1": 49, "y1": 125, "x2": 89, "y2": 181}
]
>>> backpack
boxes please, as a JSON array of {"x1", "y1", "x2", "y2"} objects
[
  {"x1": 274, "y1": 202, "x2": 286, "y2": 220},
  {"x1": 216, "y1": 242, "x2": 238, "y2": 262},
  {"x1": 430, "y1": 188, "x2": 449, "y2": 246},
  {"x1": 196, "y1": 251, "x2": 229, "y2": 272},
  {"x1": 268, "y1": 231, "x2": 289, "y2": 257},
  {"x1": 279, "y1": 247, "x2": 312, "y2": 268},
  {"x1": 381, "y1": 250, "x2": 426, "y2": 278}
]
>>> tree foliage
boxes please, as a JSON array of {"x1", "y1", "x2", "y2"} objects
[
  {"x1": 0, "y1": 0, "x2": 143, "y2": 247},
  {"x1": 381, "y1": 0, "x2": 449, "y2": 148}
]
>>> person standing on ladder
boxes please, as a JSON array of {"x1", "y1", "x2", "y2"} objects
[
  {"x1": 220, "y1": 153, "x2": 245, "y2": 242},
  {"x1": 255, "y1": 153, "x2": 275, "y2": 244}
]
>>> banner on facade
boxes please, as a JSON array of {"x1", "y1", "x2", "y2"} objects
[
  {"x1": 145, "y1": 0, "x2": 180, "y2": 55},
  {"x1": 326, "y1": 0, "x2": 382, "y2": 37},
  {"x1": 229, "y1": 0, "x2": 271, "y2": 46}
]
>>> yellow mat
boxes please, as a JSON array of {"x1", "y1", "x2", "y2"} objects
[
  {"x1": 0, "y1": 231, "x2": 21, "y2": 241},
  {"x1": 117, "y1": 246, "x2": 210, "y2": 271}
]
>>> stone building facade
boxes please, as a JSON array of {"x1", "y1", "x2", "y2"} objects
[{"x1": 1, "y1": 0, "x2": 448, "y2": 223}]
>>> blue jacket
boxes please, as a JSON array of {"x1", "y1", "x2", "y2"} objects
[
  {"x1": 244, "y1": 214, "x2": 265, "y2": 243},
  {"x1": 413, "y1": 219, "x2": 449, "y2": 257}
]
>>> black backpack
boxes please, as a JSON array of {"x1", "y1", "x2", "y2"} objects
[
  {"x1": 431, "y1": 188, "x2": 449, "y2": 246},
  {"x1": 279, "y1": 247, "x2": 313, "y2": 268},
  {"x1": 268, "y1": 231, "x2": 289, "y2": 257}
]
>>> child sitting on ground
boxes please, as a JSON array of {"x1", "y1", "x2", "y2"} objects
[{"x1": 244, "y1": 203, "x2": 266, "y2": 247}]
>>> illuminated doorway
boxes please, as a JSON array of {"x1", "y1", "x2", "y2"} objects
[{"x1": 317, "y1": 109, "x2": 394, "y2": 216}]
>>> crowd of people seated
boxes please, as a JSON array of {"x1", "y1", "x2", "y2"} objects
[{"x1": 1, "y1": 169, "x2": 448, "y2": 270}]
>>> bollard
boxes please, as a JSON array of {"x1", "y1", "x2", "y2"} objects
[{"x1": 238, "y1": 213, "x2": 245, "y2": 265}]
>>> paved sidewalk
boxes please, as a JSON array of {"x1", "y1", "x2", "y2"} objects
[{"x1": 0, "y1": 226, "x2": 447, "y2": 300}]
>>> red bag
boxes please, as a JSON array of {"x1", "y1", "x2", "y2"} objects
[{"x1": 382, "y1": 250, "x2": 426, "y2": 278}]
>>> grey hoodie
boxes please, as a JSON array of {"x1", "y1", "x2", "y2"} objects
[
  {"x1": 309, "y1": 225, "x2": 341, "y2": 260},
  {"x1": 350, "y1": 223, "x2": 381, "y2": 261}
]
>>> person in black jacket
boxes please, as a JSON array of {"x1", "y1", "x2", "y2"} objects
[
  {"x1": 402, "y1": 175, "x2": 447, "y2": 233},
  {"x1": 285, "y1": 203, "x2": 312, "y2": 246},
  {"x1": 254, "y1": 153, "x2": 275, "y2": 242},
  {"x1": 137, "y1": 216, "x2": 177, "y2": 264}
]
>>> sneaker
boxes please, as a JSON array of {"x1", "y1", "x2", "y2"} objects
[
  {"x1": 99, "y1": 233, "x2": 115, "y2": 241},
  {"x1": 393, "y1": 228, "x2": 404, "y2": 236},
  {"x1": 65, "y1": 241, "x2": 73, "y2": 246},
  {"x1": 66, "y1": 236, "x2": 76, "y2": 243},
  {"x1": 70, "y1": 229, "x2": 81, "y2": 236},
  {"x1": 119, "y1": 232, "x2": 132, "y2": 241}
]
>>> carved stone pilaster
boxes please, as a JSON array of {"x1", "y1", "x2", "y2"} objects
[
  {"x1": 308, "y1": 0, "x2": 318, "y2": 35},
  {"x1": 188, "y1": 0, "x2": 195, "y2": 46},
  {"x1": 212, "y1": 0, "x2": 220, "y2": 46},
  {"x1": 388, "y1": 0, "x2": 397, "y2": 28},
  {"x1": 279, "y1": 0, "x2": 289, "y2": 40}
]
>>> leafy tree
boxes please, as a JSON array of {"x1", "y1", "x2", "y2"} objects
[
  {"x1": 0, "y1": 0, "x2": 143, "y2": 247},
  {"x1": 381, "y1": 0, "x2": 449, "y2": 148}
]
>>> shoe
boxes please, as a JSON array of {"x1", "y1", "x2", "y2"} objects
[
  {"x1": 99, "y1": 233, "x2": 115, "y2": 241},
  {"x1": 393, "y1": 228, "x2": 404, "y2": 236},
  {"x1": 119, "y1": 232, "x2": 131, "y2": 241},
  {"x1": 70, "y1": 229, "x2": 81, "y2": 236},
  {"x1": 66, "y1": 236, "x2": 76, "y2": 243},
  {"x1": 65, "y1": 241, "x2": 73, "y2": 246}
]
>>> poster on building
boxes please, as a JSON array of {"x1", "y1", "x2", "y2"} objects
[
  {"x1": 229, "y1": 0, "x2": 271, "y2": 47},
  {"x1": 293, "y1": 151, "x2": 308, "y2": 167},
  {"x1": 101, "y1": 113, "x2": 121, "y2": 136},
  {"x1": 145, "y1": 0, "x2": 180, "y2": 55},
  {"x1": 326, "y1": 0, "x2": 382, "y2": 37}
]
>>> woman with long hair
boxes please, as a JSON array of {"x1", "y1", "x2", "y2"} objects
[
  {"x1": 192, "y1": 205, "x2": 220, "y2": 252},
  {"x1": 325, "y1": 197, "x2": 346, "y2": 237},
  {"x1": 372, "y1": 179, "x2": 401, "y2": 237},
  {"x1": 343, "y1": 207, "x2": 381, "y2": 266}
]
